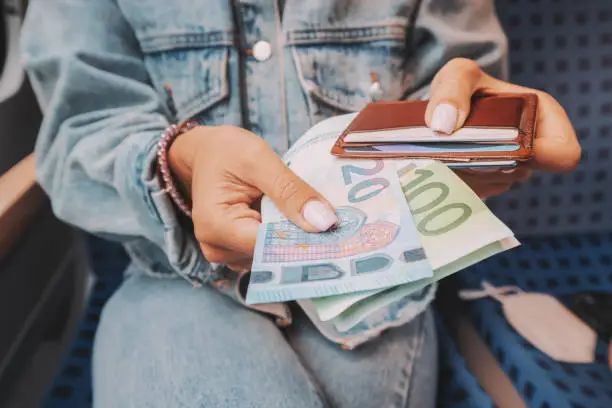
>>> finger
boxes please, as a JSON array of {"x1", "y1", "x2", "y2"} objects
[
  {"x1": 477, "y1": 183, "x2": 512, "y2": 199},
  {"x1": 456, "y1": 166, "x2": 532, "y2": 184},
  {"x1": 227, "y1": 261, "x2": 253, "y2": 273},
  {"x1": 195, "y1": 202, "x2": 261, "y2": 255},
  {"x1": 475, "y1": 77, "x2": 581, "y2": 172},
  {"x1": 200, "y1": 243, "x2": 252, "y2": 265},
  {"x1": 242, "y1": 143, "x2": 338, "y2": 232},
  {"x1": 426, "y1": 58, "x2": 484, "y2": 133},
  {"x1": 427, "y1": 59, "x2": 580, "y2": 172}
]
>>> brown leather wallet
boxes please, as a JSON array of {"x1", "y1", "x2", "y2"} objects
[{"x1": 331, "y1": 93, "x2": 538, "y2": 166}]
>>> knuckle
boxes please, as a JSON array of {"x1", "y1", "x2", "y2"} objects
[
  {"x1": 448, "y1": 57, "x2": 481, "y2": 75},
  {"x1": 203, "y1": 250, "x2": 225, "y2": 264},
  {"x1": 535, "y1": 90, "x2": 556, "y2": 106},
  {"x1": 193, "y1": 217, "x2": 215, "y2": 245},
  {"x1": 560, "y1": 146, "x2": 583, "y2": 172},
  {"x1": 433, "y1": 58, "x2": 482, "y2": 96},
  {"x1": 200, "y1": 244, "x2": 226, "y2": 264},
  {"x1": 227, "y1": 262, "x2": 251, "y2": 272},
  {"x1": 573, "y1": 145, "x2": 583, "y2": 166},
  {"x1": 434, "y1": 77, "x2": 462, "y2": 91},
  {"x1": 272, "y1": 171, "x2": 302, "y2": 203},
  {"x1": 239, "y1": 138, "x2": 271, "y2": 174},
  {"x1": 249, "y1": 139, "x2": 271, "y2": 161},
  {"x1": 193, "y1": 227, "x2": 208, "y2": 245}
]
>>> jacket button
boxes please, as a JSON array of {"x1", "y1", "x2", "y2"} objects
[
  {"x1": 252, "y1": 40, "x2": 272, "y2": 61},
  {"x1": 369, "y1": 81, "x2": 383, "y2": 100}
]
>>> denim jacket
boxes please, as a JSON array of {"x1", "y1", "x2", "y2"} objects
[{"x1": 21, "y1": 0, "x2": 507, "y2": 345}]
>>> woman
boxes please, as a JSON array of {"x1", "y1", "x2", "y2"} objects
[{"x1": 21, "y1": 0, "x2": 580, "y2": 407}]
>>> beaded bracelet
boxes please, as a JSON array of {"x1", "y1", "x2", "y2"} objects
[{"x1": 156, "y1": 120, "x2": 199, "y2": 217}]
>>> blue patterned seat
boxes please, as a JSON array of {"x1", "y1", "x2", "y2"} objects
[
  {"x1": 436, "y1": 313, "x2": 496, "y2": 408},
  {"x1": 436, "y1": 0, "x2": 612, "y2": 407},
  {"x1": 42, "y1": 235, "x2": 129, "y2": 408},
  {"x1": 447, "y1": 234, "x2": 612, "y2": 408}
]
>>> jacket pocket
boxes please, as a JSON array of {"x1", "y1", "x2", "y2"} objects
[
  {"x1": 140, "y1": 35, "x2": 231, "y2": 122},
  {"x1": 288, "y1": 26, "x2": 415, "y2": 125}
]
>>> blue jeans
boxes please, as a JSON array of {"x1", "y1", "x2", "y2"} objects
[{"x1": 93, "y1": 267, "x2": 438, "y2": 408}]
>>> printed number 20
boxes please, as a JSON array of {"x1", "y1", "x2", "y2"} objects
[{"x1": 342, "y1": 161, "x2": 389, "y2": 203}]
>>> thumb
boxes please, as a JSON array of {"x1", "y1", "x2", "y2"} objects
[
  {"x1": 245, "y1": 149, "x2": 338, "y2": 233},
  {"x1": 425, "y1": 58, "x2": 484, "y2": 134}
]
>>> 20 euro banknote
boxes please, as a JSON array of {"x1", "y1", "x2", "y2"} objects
[{"x1": 245, "y1": 121, "x2": 433, "y2": 305}]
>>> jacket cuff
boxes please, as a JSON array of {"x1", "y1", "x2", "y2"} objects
[{"x1": 117, "y1": 125, "x2": 210, "y2": 285}]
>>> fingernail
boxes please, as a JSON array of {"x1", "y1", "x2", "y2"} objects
[
  {"x1": 303, "y1": 201, "x2": 338, "y2": 232},
  {"x1": 501, "y1": 168, "x2": 517, "y2": 174},
  {"x1": 430, "y1": 103, "x2": 458, "y2": 134}
]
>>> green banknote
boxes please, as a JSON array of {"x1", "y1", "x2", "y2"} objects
[{"x1": 309, "y1": 160, "x2": 518, "y2": 327}]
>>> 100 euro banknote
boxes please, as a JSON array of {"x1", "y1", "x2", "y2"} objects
[
  {"x1": 309, "y1": 160, "x2": 519, "y2": 327},
  {"x1": 299, "y1": 159, "x2": 518, "y2": 343},
  {"x1": 245, "y1": 121, "x2": 433, "y2": 305}
]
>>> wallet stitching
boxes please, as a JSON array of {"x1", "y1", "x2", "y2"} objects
[{"x1": 521, "y1": 94, "x2": 538, "y2": 152}]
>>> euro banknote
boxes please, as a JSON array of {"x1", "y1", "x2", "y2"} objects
[
  {"x1": 310, "y1": 160, "x2": 518, "y2": 323},
  {"x1": 245, "y1": 121, "x2": 433, "y2": 305},
  {"x1": 329, "y1": 237, "x2": 519, "y2": 333},
  {"x1": 296, "y1": 283, "x2": 436, "y2": 350},
  {"x1": 244, "y1": 112, "x2": 518, "y2": 348}
]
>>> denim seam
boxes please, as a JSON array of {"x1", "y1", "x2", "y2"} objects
[
  {"x1": 274, "y1": 0, "x2": 289, "y2": 151},
  {"x1": 285, "y1": 335, "x2": 335, "y2": 408},
  {"x1": 184, "y1": 255, "x2": 208, "y2": 284},
  {"x1": 124, "y1": 244, "x2": 176, "y2": 279},
  {"x1": 396, "y1": 313, "x2": 426, "y2": 408},
  {"x1": 136, "y1": 135, "x2": 165, "y2": 226},
  {"x1": 133, "y1": 125, "x2": 209, "y2": 284},
  {"x1": 177, "y1": 49, "x2": 230, "y2": 122},
  {"x1": 290, "y1": 48, "x2": 360, "y2": 114},
  {"x1": 290, "y1": 46, "x2": 317, "y2": 125},
  {"x1": 312, "y1": 87, "x2": 360, "y2": 113},
  {"x1": 139, "y1": 31, "x2": 234, "y2": 53},
  {"x1": 286, "y1": 25, "x2": 406, "y2": 45}
]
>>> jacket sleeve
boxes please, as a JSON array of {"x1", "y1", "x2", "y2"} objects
[
  {"x1": 21, "y1": 0, "x2": 207, "y2": 280},
  {"x1": 406, "y1": 0, "x2": 509, "y2": 100}
]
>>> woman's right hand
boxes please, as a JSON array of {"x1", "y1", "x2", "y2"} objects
[{"x1": 168, "y1": 125, "x2": 337, "y2": 272}]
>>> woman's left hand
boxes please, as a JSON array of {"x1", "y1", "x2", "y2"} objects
[{"x1": 426, "y1": 58, "x2": 582, "y2": 199}]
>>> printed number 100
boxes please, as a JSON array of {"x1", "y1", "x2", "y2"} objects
[{"x1": 402, "y1": 169, "x2": 472, "y2": 236}]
